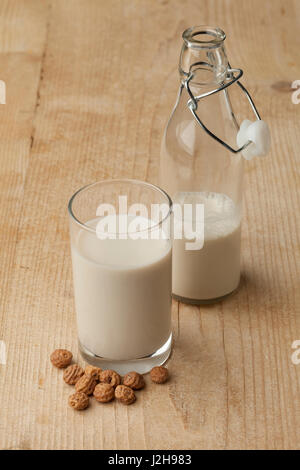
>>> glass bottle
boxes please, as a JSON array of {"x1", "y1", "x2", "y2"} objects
[{"x1": 159, "y1": 26, "x2": 264, "y2": 304}]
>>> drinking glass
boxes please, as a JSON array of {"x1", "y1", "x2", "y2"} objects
[{"x1": 68, "y1": 179, "x2": 173, "y2": 374}]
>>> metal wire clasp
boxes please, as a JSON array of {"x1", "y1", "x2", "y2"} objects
[{"x1": 184, "y1": 65, "x2": 261, "y2": 154}]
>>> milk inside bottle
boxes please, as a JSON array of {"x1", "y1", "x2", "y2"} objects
[{"x1": 172, "y1": 191, "x2": 241, "y2": 302}]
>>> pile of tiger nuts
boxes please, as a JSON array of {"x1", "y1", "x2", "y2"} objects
[{"x1": 50, "y1": 348, "x2": 169, "y2": 411}]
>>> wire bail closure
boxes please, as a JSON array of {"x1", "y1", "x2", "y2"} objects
[{"x1": 184, "y1": 65, "x2": 261, "y2": 154}]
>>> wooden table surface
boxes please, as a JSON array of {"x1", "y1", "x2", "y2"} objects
[{"x1": 0, "y1": 0, "x2": 299, "y2": 450}]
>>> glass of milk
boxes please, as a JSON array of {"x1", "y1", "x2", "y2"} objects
[{"x1": 68, "y1": 179, "x2": 173, "y2": 374}]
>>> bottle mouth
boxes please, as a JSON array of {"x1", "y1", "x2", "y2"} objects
[{"x1": 183, "y1": 26, "x2": 226, "y2": 49}]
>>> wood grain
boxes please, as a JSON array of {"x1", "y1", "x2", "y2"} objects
[{"x1": 0, "y1": 0, "x2": 299, "y2": 450}]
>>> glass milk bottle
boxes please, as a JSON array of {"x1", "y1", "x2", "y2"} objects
[{"x1": 159, "y1": 26, "x2": 270, "y2": 304}]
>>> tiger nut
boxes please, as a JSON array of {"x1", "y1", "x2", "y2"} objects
[
  {"x1": 68, "y1": 391, "x2": 89, "y2": 410},
  {"x1": 50, "y1": 349, "x2": 73, "y2": 368},
  {"x1": 99, "y1": 369, "x2": 121, "y2": 388},
  {"x1": 85, "y1": 365, "x2": 102, "y2": 380},
  {"x1": 63, "y1": 364, "x2": 84, "y2": 385},
  {"x1": 115, "y1": 385, "x2": 136, "y2": 405},
  {"x1": 93, "y1": 383, "x2": 115, "y2": 403},
  {"x1": 150, "y1": 366, "x2": 169, "y2": 384},
  {"x1": 75, "y1": 373, "x2": 97, "y2": 395},
  {"x1": 123, "y1": 371, "x2": 145, "y2": 390}
]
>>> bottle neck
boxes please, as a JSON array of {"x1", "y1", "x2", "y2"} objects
[{"x1": 179, "y1": 26, "x2": 229, "y2": 87}]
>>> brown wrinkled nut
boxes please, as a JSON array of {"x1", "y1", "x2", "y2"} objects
[
  {"x1": 123, "y1": 371, "x2": 145, "y2": 390},
  {"x1": 63, "y1": 364, "x2": 84, "y2": 385},
  {"x1": 68, "y1": 392, "x2": 89, "y2": 410},
  {"x1": 150, "y1": 366, "x2": 169, "y2": 384},
  {"x1": 99, "y1": 369, "x2": 121, "y2": 388},
  {"x1": 115, "y1": 385, "x2": 136, "y2": 405},
  {"x1": 85, "y1": 365, "x2": 102, "y2": 380},
  {"x1": 50, "y1": 349, "x2": 73, "y2": 368},
  {"x1": 75, "y1": 373, "x2": 97, "y2": 395},
  {"x1": 93, "y1": 383, "x2": 115, "y2": 403}
]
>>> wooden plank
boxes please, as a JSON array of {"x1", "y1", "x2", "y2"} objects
[
  {"x1": 0, "y1": 0, "x2": 299, "y2": 450},
  {"x1": 0, "y1": 0, "x2": 49, "y2": 449}
]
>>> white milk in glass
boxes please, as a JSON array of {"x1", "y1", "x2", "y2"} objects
[
  {"x1": 173, "y1": 192, "x2": 241, "y2": 301},
  {"x1": 71, "y1": 217, "x2": 172, "y2": 361}
]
